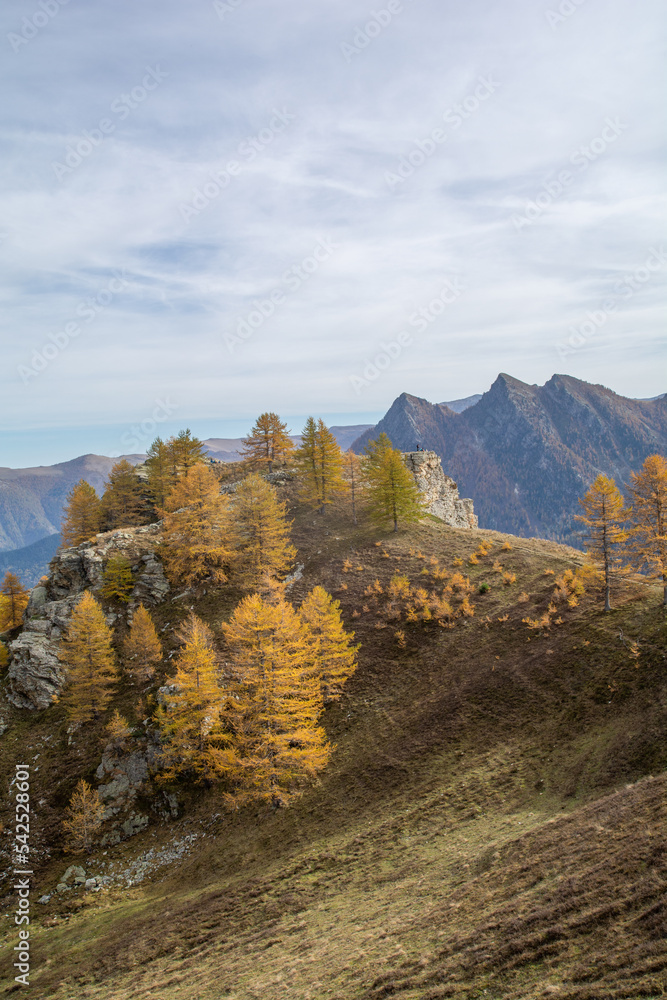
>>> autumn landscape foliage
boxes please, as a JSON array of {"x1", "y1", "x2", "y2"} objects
[{"x1": 0, "y1": 414, "x2": 666, "y2": 999}]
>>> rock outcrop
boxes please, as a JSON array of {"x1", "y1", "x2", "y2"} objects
[
  {"x1": 403, "y1": 451, "x2": 477, "y2": 529},
  {"x1": 5, "y1": 523, "x2": 169, "y2": 711}
]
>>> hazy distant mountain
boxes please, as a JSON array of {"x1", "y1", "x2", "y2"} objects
[
  {"x1": 0, "y1": 424, "x2": 373, "y2": 555},
  {"x1": 439, "y1": 394, "x2": 483, "y2": 413},
  {"x1": 0, "y1": 533, "x2": 62, "y2": 587},
  {"x1": 0, "y1": 454, "x2": 143, "y2": 552},
  {"x1": 352, "y1": 374, "x2": 667, "y2": 545}
]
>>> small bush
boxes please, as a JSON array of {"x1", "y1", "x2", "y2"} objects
[
  {"x1": 502, "y1": 572, "x2": 517, "y2": 586},
  {"x1": 501, "y1": 541, "x2": 512, "y2": 552},
  {"x1": 452, "y1": 556, "x2": 463, "y2": 567},
  {"x1": 478, "y1": 583, "x2": 490, "y2": 594},
  {"x1": 469, "y1": 554, "x2": 479, "y2": 565}
]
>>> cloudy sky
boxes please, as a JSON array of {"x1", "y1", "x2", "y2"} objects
[{"x1": 2, "y1": 0, "x2": 665, "y2": 466}]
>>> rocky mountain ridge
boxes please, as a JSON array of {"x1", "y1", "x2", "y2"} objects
[{"x1": 352, "y1": 374, "x2": 667, "y2": 545}]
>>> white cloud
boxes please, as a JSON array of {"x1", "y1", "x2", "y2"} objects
[{"x1": 0, "y1": 0, "x2": 665, "y2": 464}]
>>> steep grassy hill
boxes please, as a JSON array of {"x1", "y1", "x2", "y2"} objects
[{"x1": 0, "y1": 487, "x2": 665, "y2": 999}]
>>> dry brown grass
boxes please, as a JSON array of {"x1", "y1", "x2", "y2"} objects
[{"x1": 1, "y1": 492, "x2": 665, "y2": 999}]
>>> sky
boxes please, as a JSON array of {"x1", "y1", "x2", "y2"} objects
[{"x1": 1, "y1": 0, "x2": 665, "y2": 467}]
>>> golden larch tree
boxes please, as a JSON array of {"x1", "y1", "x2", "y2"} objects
[
  {"x1": 105, "y1": 709, "x2": 133, "y2": 749},
  {"x1": 299, "y1": 586, "x2": 358, "y2": 703},
  {"x1": 344, "y1": 449, "x2": 363, "y2": 525},
  {"x1": 0, "y1": 572, "x2": 30, "y2": 630},
  {"x1": 221, "y1": 594, "x2": 331, "y2": 807},
  {"x1": 60, "y1": 480, "x2": 101, "y2": 548},
  {"x1": 156, "y1": 613, "x2": 235, "y2": 784},
  {"x1": 123, "y1": 603, "x2": 162, "y2": 682},
  {"x1": 295, "y1": 417, "x2": 347, "y2": 514},
  {"x1": 159, "y1": 463, "x2": 238, "y2": 593},
  {"x1": 100, "y1": 554, "x2": 135, "y2": 603},
  {"x1": 575, "y1": 474, "x2": 629, "y2": 611},
  {"x1": 626, "y1": 453, "x2": 667, "y2": 607},
  {"x1": 233, "y1": 473, "x2": 296, "y2": 592},
  {"x1": 63, "y1": 779, "x2": 105, "y2": 853},
  {"x1": 363, "y1": 433, "x2": 424, "y2": 532},
  {"x1": 100, "y1": 459, "x2": 149, "y2": 529},
  {"x1": 241, "y1": 412, "x2": 294, "y2": 472},
  {"x1": 170, "y1": 429, "x2": 206, "y2": 474},
  {"x1": 60, "y1": 591, "x2": 118, "y2": 723},
  {"x1": 145, "y1": 436, "x2": 174, "y2": 509}
]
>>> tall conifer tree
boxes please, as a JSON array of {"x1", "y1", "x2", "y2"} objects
[
  {"x1": 295, "y1": 418, "x2": 347, "y2": 514},
  {"x1": 63, "y1": 779, "x2": 105, "y2": 854},
  {"x1": 100, "y1": 459, "x2": 148, "y2": 529},
  {"x1": 124, "y1": 603, "x2": 162, "y2": 682},
  {"x1": 363, "y1": 433, "x2": 424, "y2": 532},
  {"x1": 233, "y1": 473, "x2": 296, "y2": 591},
  {"x1": 159, "y1": 464, "x2": 237, "y2": 593},
  {"x1": 156, "y1": 614, "x2": 235, "y2": 783},
  {"x1": 299, "y1": 586, "x2": 358, "y2": 703},
  {"x1": 221, "y1": 595, "x2": 330, "y2": 807},
  {"x1": 60, "y1": 592, "x2": 118, "y2": 723},
  {"x1": 241, "y1": 412, "x2": 294, "y2": 472},
  {"x1": 626, "y1": 454, "x2": 667, "y2": 607},
  {"x1": 61, "y1": 480, "x2": 101, "y2": 548},
  {"x1": 145, "y1": 436, "x2": 174, "y2": 508},
  {"x1": 0, "y1": 572, "x2": 30, "y2": 630},
  {"x1": 575, "y1": 474, "x2": 629, "y2": 611}
]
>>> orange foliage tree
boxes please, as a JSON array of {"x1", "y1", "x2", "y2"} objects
[
  {"x1": 60, "y1": 480, "x2": 101, "y2": 547},
  {"x1": 159, "y1": 463, "x2": 238, "y2": 593},
  {"x1": 299, "y1": 586, "x2": 358, "y2": 703},
  {"x1": 0, "y1": 572, "x2": 30, "y2": 630},
  {"x1": 63, "y1": 779, "x2": 105, "y2": 853},
  {"x1": 60, "y1": 591, "x2": 118, "y2": 723},
  {"x1": 221, "y1": 594, "x2": 331, "y2": 807},
  {"x1": 123, "y1": 603, "x2": 162, "y2": 682},
  {"x1": 233, "y1": 473, "x2": 296, "y2": 592},
  {"x1": 241, "y1": 412, "x2": 294, "y2": 472},
  {"x1": 575, "y1": 474, "x2": 629, "y2": 611},
  {"x1": 627, "y1": 454, "x2": 667, "y2": 607}
]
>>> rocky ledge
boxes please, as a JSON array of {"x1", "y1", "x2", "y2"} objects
[
  {"x1": 5, "y1": 524, "x2": 169, "y2": 711},
  {"x1": 403, "y1": 451, "x2": 477, "y2": 529}
]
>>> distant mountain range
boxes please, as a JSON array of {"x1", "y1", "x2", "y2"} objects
[
  {"x1": 0, "y1": 533, "x2": 62, "y2": 587},
  {"x1": 0, "y1": 426, "x2": 373, "y2": 556},
  {"x1": 1, "y1": 379, "x2": 664, "y2": 567},
  {"x1": 351, "y1": 374, "x2": 667, "y2": 545}
]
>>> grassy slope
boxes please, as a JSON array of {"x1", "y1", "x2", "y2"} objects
[{"x1": 1, "y1": 490, "x2": 666, "y2": 999}]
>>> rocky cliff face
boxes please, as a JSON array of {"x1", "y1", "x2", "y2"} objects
[
  {"x1": 5, "y1": 523, "x2": 169, "y2": 711},
  {"x1": 403, "y1": 451, "x2": 477, "y2": 528}
]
